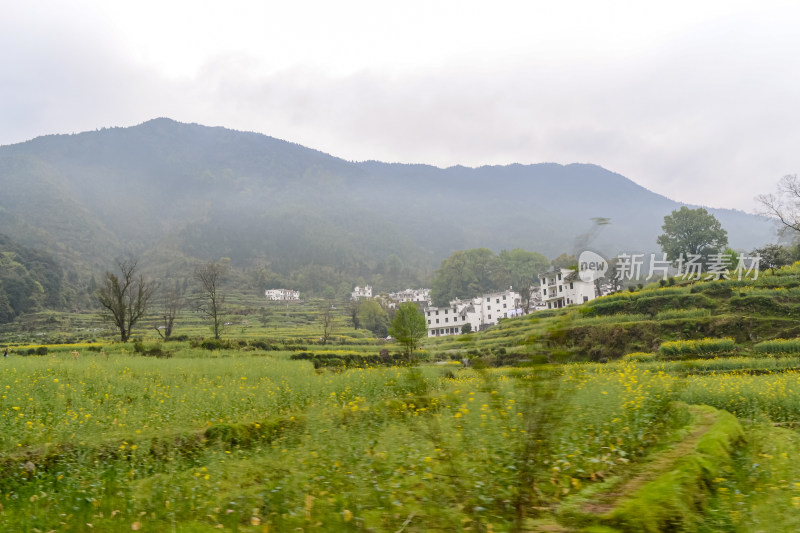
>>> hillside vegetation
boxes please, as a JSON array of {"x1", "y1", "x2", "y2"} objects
[
  {"x1": 0, "y1": 118, "x2": 776, "y2": 305},
  {"x1": 0, "y1": 267, "x2": 799, "y2": 529},
  {"x1": 426, "y1": 264, "x2": 800, "y2": 366}
]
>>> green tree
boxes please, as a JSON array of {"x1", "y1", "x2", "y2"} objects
[
  {"x1": 550, "y1": 253, "x2": 578, "y2": 270},
  {"x1": 499, "y1": 248, "x2": 549, "y2": 313},
  {"x1": 597, "y1": 256, "x2": 623, "y2": 295},
  {"x1": 96, "y1": 258, "x2": 155, "y2": 342},
  {"x1": 431, "y1": 248, "x2": 508, "y2": 306},
  {"x1": 347, "y1": 298, "x2": 361, "y2": 329},
  {"x1": 656, "y1": 206, "x2": 728, "y2": 261},
  {"x1": 0, "y1": 292, "x2": 12, "y2": 324},
  {"x1": 753, "y1": 244, "x2": 792, "y2": 274},
  {"x1": 388, "y1": 302, "x2": 427, "y2": 360},
  {"x1": 357, "y1": 299, "x2": 390, "y2": 337},
  {"x1": 723, "y1": 247, "x2": 740, "y2": 267}
]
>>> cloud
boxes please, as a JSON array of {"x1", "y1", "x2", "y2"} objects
[{"x1": 2, "y1": 1, "x2": 799, "y2": 212}]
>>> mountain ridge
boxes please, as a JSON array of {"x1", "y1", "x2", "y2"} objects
[{"x1": 0, "y1": 118, "x2": 778, "y2": 301}]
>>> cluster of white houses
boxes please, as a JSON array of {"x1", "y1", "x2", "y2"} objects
[
  {"x1": 264, "y1": 288, "x2": 300, "y2": 301},
  {"x1": 425, "y1": 288, "x2": 524, "y2": 337},
  {"x1": 350, "y1": 285, "x2": 373, "y2": 300},
  {"x1": 267, "y1": 267, "x2": 598, "y2": 337},
  {"x1": 425, "y1": 269, "x2": 597, "y2": 337}
]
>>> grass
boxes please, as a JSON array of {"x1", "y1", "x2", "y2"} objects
[
  {"x1": 754, "y1": 337, "x2": 800, "y2": 354},
  {"x1": 658, "y1": 337, "x2": 737, "y2": 359},
  {"x1": 2, "y1": 344, "x2": 800, "y2": 529},
  {"x1": 0, "y1": 349, "x2": 688, "y2": 531},
  {"x1": 5, "y1": 266, "x2": 800, "y2": 528}
]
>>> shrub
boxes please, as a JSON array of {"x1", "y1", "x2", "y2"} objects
[
  {"x1": 658, "y1": 337, "x2": 736, "y2": 359},
  {"x1": 622, "y1": 351, "x2": 656, "y2": 362},
  {"x1": 754, "y1": 338, "x2": 800, "y2": 355},
  {"x1": 35, "y1": 346, "x2": 48, "y2": 356},
  {"x1": 250, "y1": 339, "x2": 281, "y2": 351},
  {"x1": 729, "y1": 295, "x2": 783, "y2": 313},
  {"x1": 200, "y1": 339, "x2": 223, "y2": 351},
  {"x1": 654, "y1": 308, "x2": 711, "y2": 321}
]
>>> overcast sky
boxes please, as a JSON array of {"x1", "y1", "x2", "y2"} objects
[{"x1": 2, "y1": 1, "x2": 797, "y2": 211}]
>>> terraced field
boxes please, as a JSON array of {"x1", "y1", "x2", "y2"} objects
[{"x1": 2, "y1": 268, "x2": 800, "y2": 530}]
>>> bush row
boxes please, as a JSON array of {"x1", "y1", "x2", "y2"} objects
[{"x1": 658, "y1": 337, "x2": 736, "y2": 358}]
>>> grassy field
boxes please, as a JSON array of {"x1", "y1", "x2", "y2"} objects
[
  {"x1": 1, "y1": 348, "x2": 800, "y2": 531},
  {"x1": 3, "y1": 270, "x2": 800, "y2": 530},
  {"x1": 0, "y1": 349, "x2": 682, "y2": 531}
]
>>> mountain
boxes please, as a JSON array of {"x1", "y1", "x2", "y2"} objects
[{"x1": 0, "y1": 118, "x2": 778, "y2": 302}]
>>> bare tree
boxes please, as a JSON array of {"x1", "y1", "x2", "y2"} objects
[
  {"x1": 757, "y1": 174, "x2": 800, "y2": 234},
  {"x1": 96, "y1": 258, "x2": 155, "y2": 342},
  {"x1": 194, "y1": 261, "x2": 228, "y2": 339},
  {"x1": 154, "y1": 280, "x2": 184, "y2": 340},
  {"x1": 320, "y1": 301, "x2": 335, "y2": 345}
]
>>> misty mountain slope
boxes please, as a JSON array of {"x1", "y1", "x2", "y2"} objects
[
  {"x1": 0, "y1": 118, "x2": 777, "y2": 291},
  {"x1": 0, "y1": 153, "x2": 120, "y2": 269},
  {"x1": 357, "y1": 160, "x2": 773, "y2": 257}
]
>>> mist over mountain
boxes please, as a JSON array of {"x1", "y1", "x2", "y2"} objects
[{"x1": 0, "y1": 118, "x2": 777, "y2": 303}]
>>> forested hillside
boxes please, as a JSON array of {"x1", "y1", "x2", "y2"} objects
[
  {"x1": 0, "y1": 233, "x2": 80, "y2": 322},
  {"x1": 0, "y1": 118, "x2": 778, "y2": 307}
]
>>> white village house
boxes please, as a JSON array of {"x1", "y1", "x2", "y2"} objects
[
  {"x1": 539, "y1": 268, "x2": 596, "y2": 309},
  {"x1": 351, "y1": 285, "x2": 373, "y2": 300},
  {"x1": 390, "y1": 288, "x2": 431, "y2": 305},
  {"x1": 265, "y1": 288, "x2": 300, "y2": 301},
  {"x1": 425, "y1": 288, "x2": 522, "y2": 337}
]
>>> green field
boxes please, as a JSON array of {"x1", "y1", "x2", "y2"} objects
[{"x1": 3, "y1": 270, "x2": 800, "y2": 530}]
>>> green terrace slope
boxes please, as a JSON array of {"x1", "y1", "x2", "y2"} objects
[{"x1": 425, "y1": 263, "x2": 800, "y2": 364}]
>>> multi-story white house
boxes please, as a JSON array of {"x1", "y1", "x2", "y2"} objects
[
  {"x1": 425, "y1": 288, "x2": 521, "y2": 337},
  {"x1": 390, "y1": 288, "x2": 431, "y2": 305},
  {"x1": 351, "y1": 285, "x2": 373, "y2": 300},
  {"x1": 539, "y1": 269, "x2": 596, "y2": 309},
  {"x1": 425, "y1": 300, "x2": 474, "y2": 337},
  {"x1": 265, "y1": 289, "x2": 300, "y2": 301}
]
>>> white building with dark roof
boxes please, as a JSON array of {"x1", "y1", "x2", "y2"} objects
[
  {"x1": 425, "y1": 288, "x2": 521, "y2": 337},
  {"x1": 540, "y1": 269, "x2": 596, "y2": 309},
  {"x1": 351, "y1": 285, "x2": 373, "y2": 300},
  {"x1": 265, "y1": 289, "x2": 300, "y2": 301}
]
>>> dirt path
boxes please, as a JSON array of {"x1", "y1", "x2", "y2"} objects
[{"x1": 580, "y1": 408, "x2": 717, "y2": 515}]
